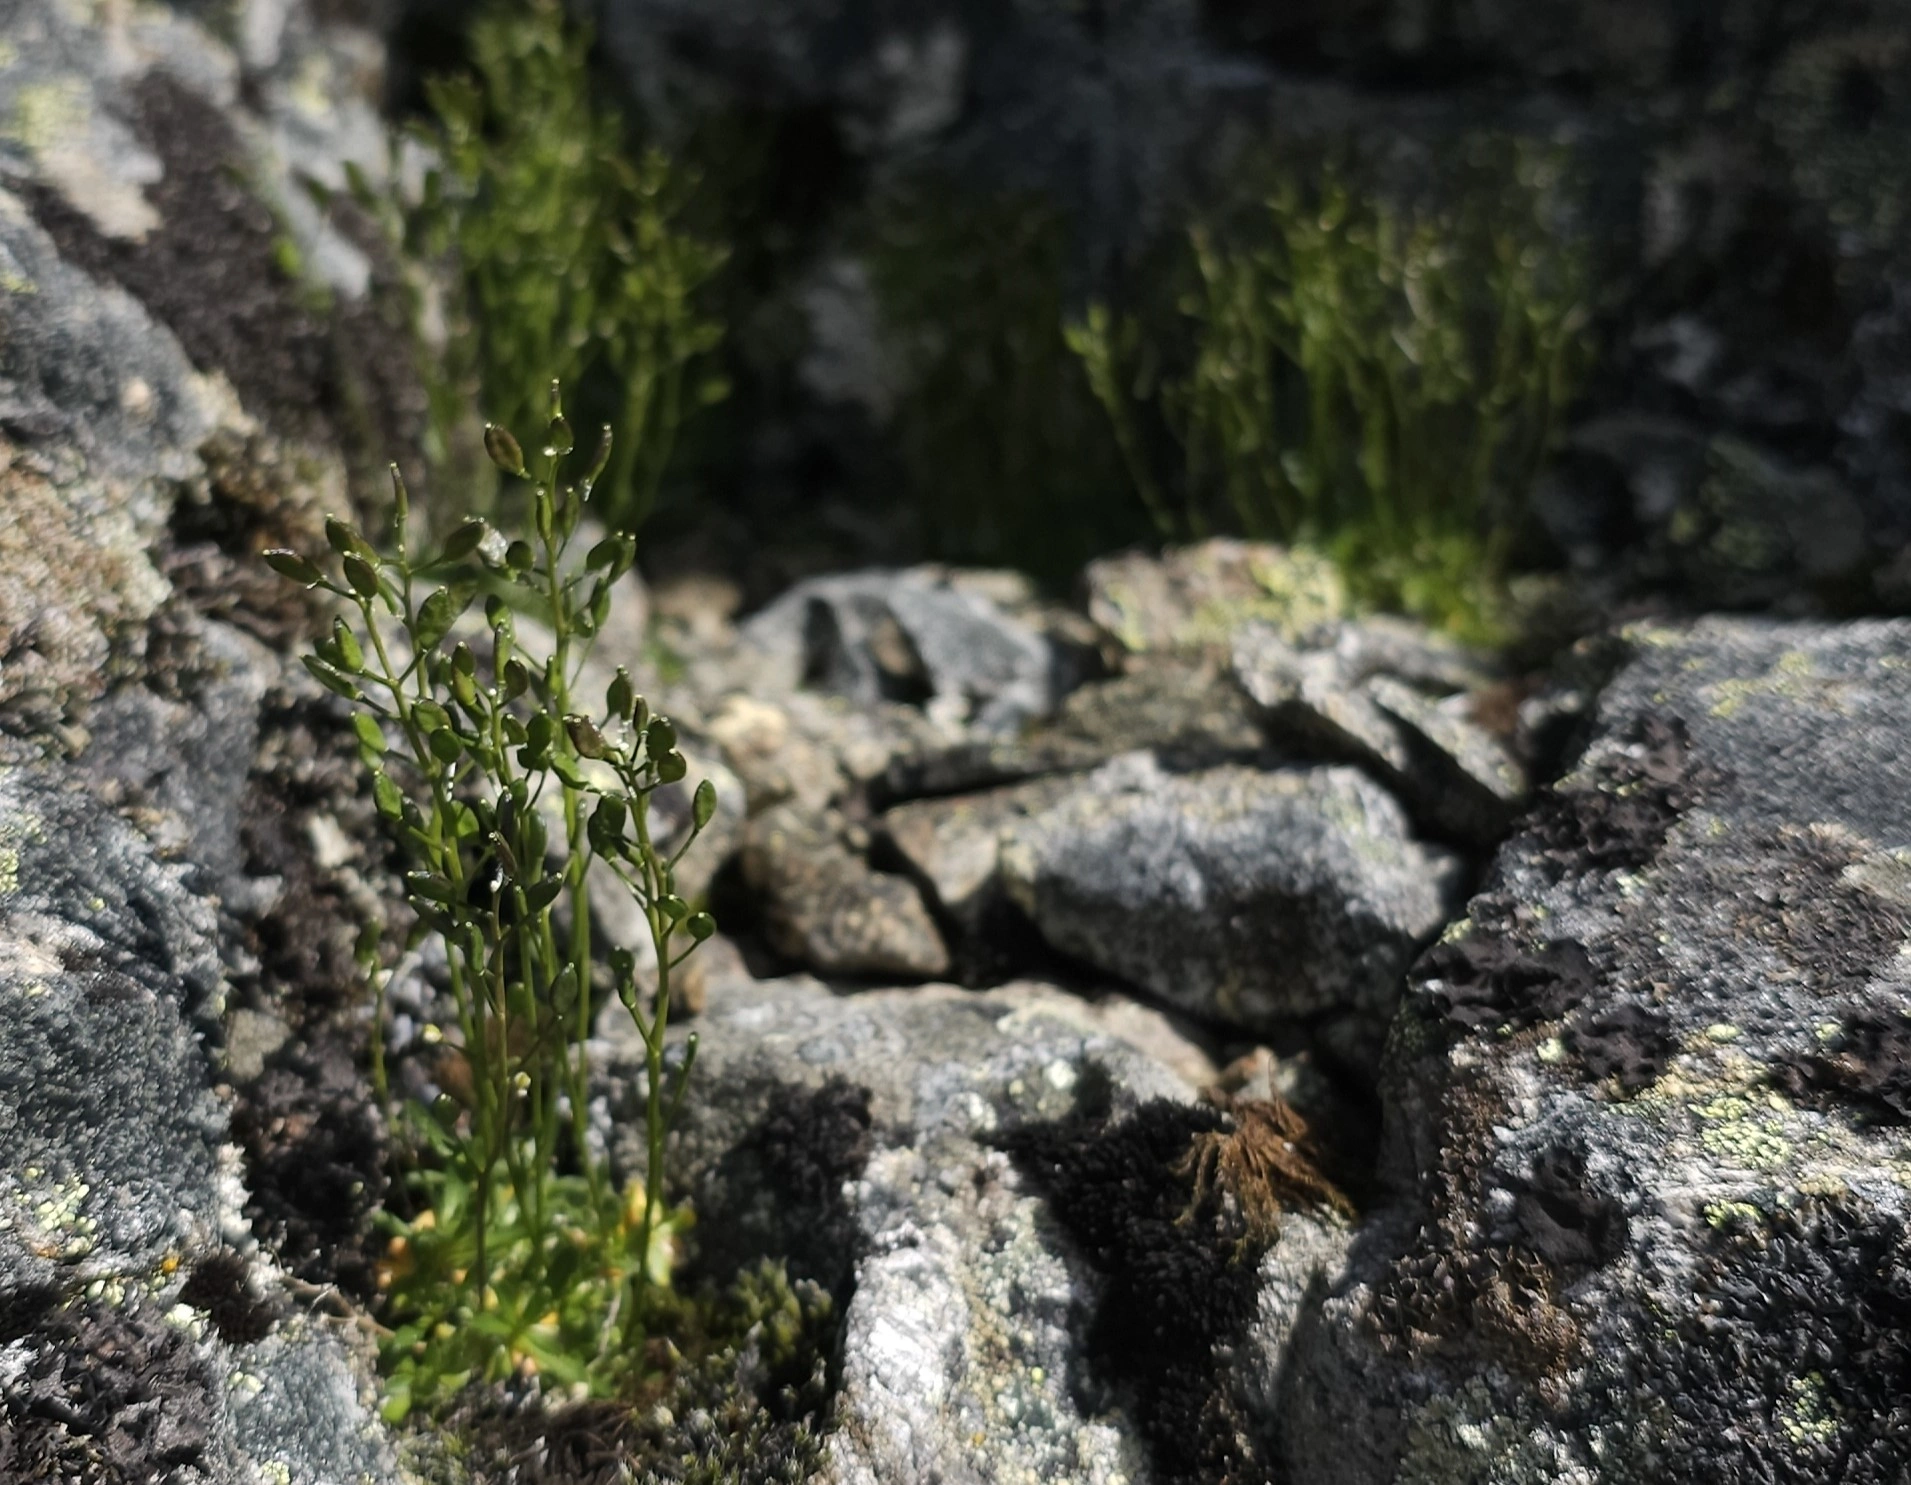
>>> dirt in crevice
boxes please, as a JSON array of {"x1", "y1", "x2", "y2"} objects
[
  {"x1": 222, "y1": 682, "x2": 394, "y2": 1302},
  {"x1": 1002, "y1": 1096, "x2": 1300, "y2": 1485}
]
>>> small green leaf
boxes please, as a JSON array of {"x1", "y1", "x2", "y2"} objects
[
  {"x1": 352, "y1": 713, "x2": 386, "y2": 755},
  {"x1": 484, "y1": 423, "x2": 527, "y2": 476},
  {"x1": 264, "y1": 549, "x2": 324, "y2": 585},
  {"x1": 302, "y1": 655, "x2": 362, "y2": 701},
  {"x1": 692, "y1": 778, "x2": 717, "y2": 831}
]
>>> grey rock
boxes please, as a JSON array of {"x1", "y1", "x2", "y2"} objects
[
  {"x1": 1233, "y1": 620, "x2": 1528, "y2": 848},
  {"x1": 1084, "y1": 540, "x2": 1349, "y2": 655},
  {"x1": 741, "y1": 802, "x2": 951, "y2": 979},
  {"x1": 880, "y1": 774, "x2": 1080, "y2": 929},
  {"x1": 998, "y1": 751, "x2": 1463, "y2": 1063},
  {"x1": 1278, "y1": 616, "x2": 1911, "y2": 1483},
  {"x1": 739, "y1": 567, "x2": 1072, "y2": 736},
  {"x1": 0, "y1": 762, "x2": 400, "y2": 1483},
  {"x1": 603, "y1": 970, "x2": 1347, "y2": 1485}
]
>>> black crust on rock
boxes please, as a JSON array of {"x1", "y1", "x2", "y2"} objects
[{"x1": 1001, "y1": 1098, "x2": 1273, "y2": 1485}]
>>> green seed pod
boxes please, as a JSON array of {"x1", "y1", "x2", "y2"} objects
[
  {"x1": 686, "y1": 911, "x2": 716, "y2": 942},
  {"x1": 505, "y1": 540, "x2": 535, "y2": 573},
  {"x1": 658, "y1": 750, "x2": 688, "y2": 784},
  {"x1": 325, "y1": 515, "x2": 366, "y2": 557},
  {"x1": 342, "y1": 554, "x2": 380, "y2": 599},
  {"x1": 428, "y1": 728, "x2": 462, "y2": 764},
  {"x1": 372, "y1": 771, "x2": 403, "y2": 819},
  {"x1": 565, "y1": 714, "x2": 610, "y2": 759},
  {"x1": 502, "y1": 659, "x2": 530, "y2": 701},
  {"x1": 484, "y1": 423, "x2": 527, "y2": 476},
  {"x1": 645, "y1": 716, "x2": 678, "y2": 754},
  {"x1": 547, "y1": 413, "x2": 575, "y2": 456},
  {"x1": 330, "y1": 618, "x2": 363, "y2": 672},
  {"x1": 607, "y1": 668, "x2": 635, "y2": 722},
  {"x1": 352, "y1": 712, "x2": 386, "y2": 756},
  {"x1": 302, "y1": 654, "x2": 361, "y2": 701},
  {"x1": 441, "y1": 519, "x2": 490, "y2": 563},
  {"x1": 263, "y1": 549, "x2": 323, "y2": 586},
  {"x1": 692, "y1": 778, "x2": 717, "y2": 831},
  {"x1": 660, "y1": 895, "x2": 689, "y2": 921},
  {"x1": 583, "y1": 423, "x2": 614, "y2": 486}
]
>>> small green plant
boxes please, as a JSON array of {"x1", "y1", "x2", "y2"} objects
[
  {"x1": 355, "y1": 0, "x2": 727, "y2": 531},
  {"x1": 267, "y1": 389, "x2": 718, "y2": 1414},
  {"x1": 1069, "y1": 142, "x2": 1591, "y2": 640}
]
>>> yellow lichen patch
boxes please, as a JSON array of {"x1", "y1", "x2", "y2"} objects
[
  {"x1": 1703, "y1": 1199, "x2": 1764, "y2": 1229},
  {"x1": 4, "y1": 77, "x2": 88, "y2": 155},
  {"x1": 1705, "y1": 649, "x2": 1834, "y2": 720},
  {"x1": 1778, "y1": 1373, "x2": 1839, "y2": 1448}
]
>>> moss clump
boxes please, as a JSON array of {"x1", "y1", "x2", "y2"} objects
[
  {"x1": 1069, "y1": 137, "x2": 1592, "y2": 642},
  {"x1": 367, "y1": 0, "x2": 727, "y2": 532}
]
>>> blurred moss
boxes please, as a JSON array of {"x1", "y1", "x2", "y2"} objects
[
  {"x1": 1070, "y1": 138, "x2": 1593, "y2": 642},
  {"x1": 364, "y1": 0, "x2": 728, "y2": 533},
  {"x1": 865, "y1": 181, "x2": 1152, "y2": 587}
]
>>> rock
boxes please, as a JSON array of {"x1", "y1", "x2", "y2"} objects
[
  {"x1": 737, "y1": 567, "x2": 1080, "y2": 735},
  {"x1": 1278, "y1": 617, "x2": 1911, "y2": 1483},
  {"x1": 998, "y1": 751, "x2": 1463, "y2": 1066},
  {"x1": 1083, "y1": 540, "x2": 1349, "y2": 655},
  {"x1": 0, "y1": 187, "x2": 220, "y2": 739},
  {"x1": 1233, "y1": 619, "x2": 1528, "y2": 848},
  {"x1": 1043, "y1": 650, "x2": 1268, "y2": 763},
  {"x1": 0, "y1": 766, "x2": 398, "y2": 1485},
  {"x1": 740, "y1": 802, "x2": 951, "y2": 979},
  {"x1": 602, "y1": 969, "x2": 1350, "y2": 1485}
]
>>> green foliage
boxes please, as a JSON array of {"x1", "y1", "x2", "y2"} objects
[
  {"x1": 1069, "y1": 141, "x2": 1591, "y2": 641},
  {"x1": 361, "y1": 0, "x2": 727, "y2": 532},
  {"x1": 866, "y1": 182, "x2": 1149, "y2": 586},
  {"x1": 268, "y1": 391, "x2": 719, "y2": 1414}
]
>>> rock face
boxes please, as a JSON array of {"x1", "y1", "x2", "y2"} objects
[
  {"x1": 603, "y1": 969, "x2": 1353, "y2": 1485},
  {"x1": 0, "y1": 764, "x2": 397, "y2": 1485},
  {"x1": 1277, "y1": 617, "x2": 1911, "y2": 1483},
  {"x1": 998, "y1": 753, "x2": 1463, "y2": 1067},
  {"x1": 0, "y1": 2, "x2": 408, "y2": 1480}
]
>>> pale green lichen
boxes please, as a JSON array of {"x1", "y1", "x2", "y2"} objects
[
  {"x1": 1706, "y1": 650, "x2": 1830, "y2": 719},
  {"x1": 1777, "y1": 1372, "x2": 1840, "y2": 1448},
  {"x1": 4, "y1": 77, "x2": 88, "y2": 155}
]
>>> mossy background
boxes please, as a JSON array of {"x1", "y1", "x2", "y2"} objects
[{"x1": 357, "y1": 0, "x2": 1622, "y2": 632}]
